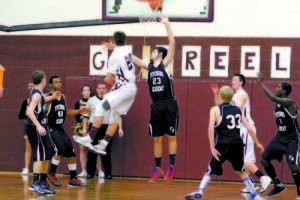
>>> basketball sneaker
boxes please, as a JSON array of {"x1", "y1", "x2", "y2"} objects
[
  {"x1": 185, "y1": 188, "x2": 203, "y2": 200},
  {"x1": 251, "y1": 194, "x2": 264, "y2": 200},
  {"x1": 164, "y1": 165, "x2": 174, "y2": 181},
  {"x1": 29, "y1": 181, "x2": 46, "y2": 195},
  {"x1": 77, "y1": 170, "x2": 87, "y2": 178},
  {"x1": 47, "y1": 174, "x2": 62, "y2": 186},
  {"x1": 68, "y1": 177, "x2": 86, "y2": 188},
  {"x1": 98, "y1": 170, "x2": 105, "y2": 178},
  {"x1": 149, "y1": 167, "x2": 164, "y2": 182},
  {"x1": 260, "y1": 175, "x2": 272, "y2": 193},
  {"x1": 241, "y1": 183, "x2": 259, "y2": 193},
  {"x1": 21, "y1": 168, "x2": 29, "y2": 175},
  {"x1": 73, "y1": 135, "x2": 93, "y2": 148},
  {"x1": 266, "y1": 183, "x2": 285, "y2": 197},
  {"x1": 89, "y1": 140, "x2": 107, "y2": 155},
  {"x1": 40, "y1": 180, "x2": 56, "y2": 195}
]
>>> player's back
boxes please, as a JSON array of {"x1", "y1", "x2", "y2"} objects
[
  {"x1": 215, "y1": 102, "x2": 243, "y2": 144},
  {"x1": 108, "y1": 46, "x2": 136, "y2": 86}
]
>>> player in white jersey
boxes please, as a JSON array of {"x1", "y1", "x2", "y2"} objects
[
  {"x1": 74, "y1": 31, "x2": 137, "y2": 155},
  {"x1": 211, "y1": 74, "x2": 271, "y2": 193}
]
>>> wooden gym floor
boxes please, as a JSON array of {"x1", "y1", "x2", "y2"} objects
[{"x1": 0, "y1": 173, "x2": 297, "y2": 200}]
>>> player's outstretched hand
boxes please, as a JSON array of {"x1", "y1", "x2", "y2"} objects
[
  {"x1": 102, "y1": 39, "x2": 114, "y2": 50},
  {"x1": 210, "y1": 83, "x2": 219, "y2": 94},
  {"x1": 53, "y1": 91, "x2": 61, "y2": 99},
  {"x1": 211, "y1": 148, "x2": 221, "y2": 161},
  {"x1": 256, "y1": 143, "x2": 264, "y2": 153},
  {"x1": 257, "y1": 73, "x2": 264, "y2": 84},
  {"x1": 79, "y1": 107, "x2": 91, "y2": 114}
]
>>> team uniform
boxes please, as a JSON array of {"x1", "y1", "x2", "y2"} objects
[
  {"x1": 83, "y1": 96, "x2": 112, "y2": 177},
  {"x1": 261, "y1": 103, "x2": 299, "y2": 165},
  {"x1": 74, "y1": 98, "x2": 89, "y2": 123},
  {"x1": 48, "y1": 94, "x2": 75, "y2": 158},
  {"x1": 25, "y1": 89, "x2": 53, "y2": 162},
  {"x1": 19, "y1": 99, "x2": 29, "y2": 139},
  {"x1": 147, "y1": 61, "x2": 179, "y2": 137},
  {"x1": 231, "y1": 90, "x2": 256, "y2": 162},
  {"x1": 206, "y1": 102, "x2": 244, "y2": 176},
  {"x1": 94, "y1": 46, "x2": 137, "y2": 122}
]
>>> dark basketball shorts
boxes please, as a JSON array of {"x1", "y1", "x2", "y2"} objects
[
  {"x1": 26, "y1": 125, "x2": 54, "y2": 162},
  {"x1": 149, "y1": 99, "x2": 179, "y2": 137},
  {"x1": 48, "y1": 126, "x2": 76, "y2": 158},
  {"x1": 261, "y1": 132, "x2": 299, "y2": 164},
  {"x1": 206, "y1": 143, "x2": 245, "y2": 176}
]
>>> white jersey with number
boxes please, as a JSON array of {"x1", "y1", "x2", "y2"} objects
[{"x1": 107, "y1": 46, "x2": 136, "y2": 87}]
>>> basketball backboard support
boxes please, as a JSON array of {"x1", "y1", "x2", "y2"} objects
[{"x1": 102, "y1": 0, "x2": 214, "y2": 22}]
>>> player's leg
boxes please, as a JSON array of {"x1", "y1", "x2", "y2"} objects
[
  {"x1": 150, "y1": 136, "x2": 164, "y2": 181},
  {"x1": 261, "y1": 136, "x2": 285, "y2": 197},
  {"x1": 230, "y1": 143, "x2": 262, "y2": 200},
  {"x1": 22, "y1": 136, "x2": 31, "y2": 175},
  {"x1": 165, "y1": 99, "x2": 179, "y2": 180},
  {"x1": 47, "y1": 128, "x2": 64, "y2": 186},
  {"x1": 286, "y1": 139, "x2": 300, "y2": 198},
  {"x1": 185, "y1": 144, "x2": 226, "y2": 200},
  {"x1": 98, "y1": 125, "x2": 113, "y2": 179}
]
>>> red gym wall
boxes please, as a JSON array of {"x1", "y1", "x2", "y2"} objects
[{"x1": 0, "y1": 36, "x2": 299, "y2": 183}]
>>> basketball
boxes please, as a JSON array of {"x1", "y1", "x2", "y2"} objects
[{"x1": 149, "y1": 0, "x2": 162, "y2": 11}]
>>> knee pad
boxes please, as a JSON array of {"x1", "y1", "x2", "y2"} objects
[
  {"x1": 102, "y1": 100, "x2": 111, "y2": 111},
  {"x1": 261, "y1": 158, "x2": 271, "y2": 168}
]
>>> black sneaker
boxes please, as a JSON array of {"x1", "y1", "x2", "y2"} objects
[
  {"x1": 40, "y1": 180, "x2": 56, "y2": 195},
  {"x1": 266, "y1": 183, "x2": 285, "y2": 197}
]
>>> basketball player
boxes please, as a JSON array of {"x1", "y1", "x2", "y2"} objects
[
  {"x1": 81, "y1": 82, "x2": 123, "y2": 179},
  {"x1": 211, "y1": 74, "x2": 272, "y2": 193},
  {"x1": 185, "y1": 86, "x2": 264, "y2": 200},
  {"x1": 258, "y1": 73, "x2": 300, "y2": 197},
  {"x1": 26, "y1": 70, "x2": 59, "y2": 195},
  {"x1": 46, "y1": 75, "x2": 88, "y2": 187},
  {"x1": 118, "y1": 17, "x2": 178, "y2": 182},
  {"x1": 74, "y1": 31, "x2": 137, "y2": 157}
]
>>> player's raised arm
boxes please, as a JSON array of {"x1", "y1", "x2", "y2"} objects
[
  {"x1": 161, "y1": 17, "x2": 175, "y2": 67},
  {"x1": 258, "y1": 73, "x2": 294, "y2": 106},
  {"x1": 210, "y1": 83, "x2": 221, "y2": 105},
  {"x1": 132, "y1": 54, "x2": 148, "y2": 69}
]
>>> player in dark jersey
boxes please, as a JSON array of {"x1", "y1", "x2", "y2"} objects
[
  {"x1": 46, "y1": 76, "x2": 89, "y2": 188},
  {"x1": 26, "y1": 70, "x2": 60, "y2": 195},
  {"x1": 126, "y1": 17, "x2": 178, "y2": 182},
  {"x1": 258, "y1": 73, "x2": 300, "y2": 198},
  {"x1": 185, "y1": 86, "x2": 264, "y2": 200}
]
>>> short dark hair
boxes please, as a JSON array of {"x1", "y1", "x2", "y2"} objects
[
  {"x1": 113, "y1": 31, "x2": 127, "y2": 46},
  {"x1": 233, "y1": 73, "x2": 246, "y2": 87},
  {"x1": 153, "y1": 47, "x2": 168, "y2": 60},
  {"x1": 49, "y1": 75, "x2": 60, "y2": 84},
  {"x1": 81, "y1": 84, "x2": 91, "y2": 92},
  {"x1": 32, "y1": 70, "x2": 45, "y2": 85},
  {"x1": 97, "y1": 82, "x2": 107, "y2": 88},
  {"x1": 281, "y1": 82, "x2": 292, "y2": 96}
]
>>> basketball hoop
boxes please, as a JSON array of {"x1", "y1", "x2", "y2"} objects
[{"x1": 139, "y1": 11, "x2": 159, "y2": 23}]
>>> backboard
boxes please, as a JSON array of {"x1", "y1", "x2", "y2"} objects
[{"x1": 102, "y1": 0, "x2": 214, "y2": 22}]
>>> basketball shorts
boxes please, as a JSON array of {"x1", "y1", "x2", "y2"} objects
[
  {"x1": 149, "y1": 99, "x2": 179, "y2": 137},
  {"x1": 95, "y1": 83, "x2": 137, "y2": 123},
  {"x1": 26, "y1": 125, "x2": 54, "y2": 162},
  {"x1": 48, "y1": 126, "x2": 76, "y2": 158},
  {"x1": 261, "y1": 132, "x2": 299, "y2": 165},
  {"x1": 206, "y1": 143, "x2": 245, "y2": 176},
  {"x1": 240, "y1": 126, "x2": 256, "y2": 162}
]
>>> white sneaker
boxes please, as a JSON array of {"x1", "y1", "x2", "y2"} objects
[
  {"x1": 73, "y1": 135, "x2": 93, "y2": 148},
  {"x1": 98, "y1": 171, "x2": 105, "y2": 178},
  {"x1": 260, "y1": 176, "x2": 272, "y2": 193},
  {"x1": 77, "y1": 171, "x2": 87, "y2": 178},
  {"x1": 89, "y1": 140, "x2": 107, "y2": 155},
  {"x1": 241, "y1": 183, "x2": 259, "y2": 193},
  {"x1": 21, "y1": 168, "x2": 29, "y2": 175},
  {"x1": 252, "y1": 194, "x2": 264, "y2": 200}
]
